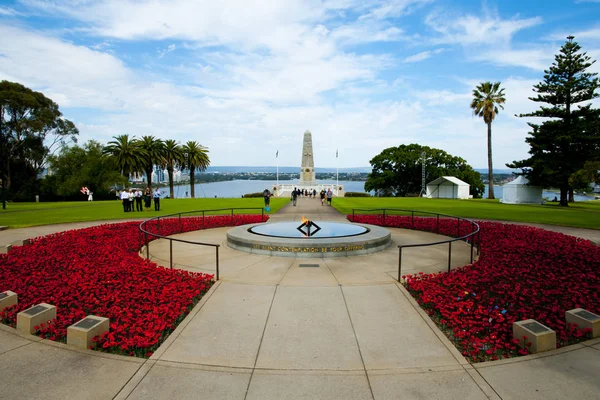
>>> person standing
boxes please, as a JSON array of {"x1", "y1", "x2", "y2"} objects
[
  {"x1": 326, "y1": 188, "x2": 333, "y2": 206},
  {"x1": 153, "y1": 188, "x2": 161, "y2": 211},
  {"x1": 143, "y1": 187, "x2": 152, "y2": 211},
  {"x1": 291, "y1": 187, "x2": 298, "y2": 206},
  {"x1": 120, "y1": 189, "x2": 129, "y2": 212},
  {"x1": 135, "y1": 188, "x2": 143, "y2": 211},
  {"x1": 128, "y1": 189, "x2": 135, "y2": 211},
  {"x1": 263, "y1": 188, "x2": 271, "y2": 207},
  {"x1": 320, "y1": 189, "x2": 325, "y2": 206}
]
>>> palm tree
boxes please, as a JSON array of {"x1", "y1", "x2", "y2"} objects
[
  {"x1": 163, "y1": 139, "x2": 185, "y2": 199},
  {"x1": 470, "y1": 81, "x2": 506, "y2": 199},
  {"x1": 102, "y1": 134, "x2": 143, "y2": 180},
  {"x1": 182, "y1": 141, "x2": 210, "y2": 198},
  {"x1": 136, "y1": 135, "x2": 165, "y2": 192}
]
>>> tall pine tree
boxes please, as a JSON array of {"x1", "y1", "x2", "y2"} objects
[{"x1": 508, "y1": 36, "x2": 600, "y2": 206}]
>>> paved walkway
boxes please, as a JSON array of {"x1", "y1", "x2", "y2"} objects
[{"x1": 1, "y1": 198, "x2": 599, "y2": 399}]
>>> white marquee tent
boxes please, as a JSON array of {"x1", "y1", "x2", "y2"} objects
[
  {"x1": 500, "y1": 176, "x2": 543, "y2": 204},
  {"x1": 426, "y1": 176, "x2": 470, "y2": 199}
]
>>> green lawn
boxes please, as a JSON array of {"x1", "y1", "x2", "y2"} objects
[
  {"x1": 0, "y1": 198, "x2": 289, "y2": 228},
  {"x1": 2, "y1": 196, "x2": 599, "y2": 230},
  {"x1": 332, "y1": 197, "x2": 600, "y2": 230}
]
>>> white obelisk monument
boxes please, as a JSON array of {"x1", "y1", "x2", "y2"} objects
[
  {"x1": 272, "y1": 129, "x2": 344, "y2": 197},
  {"x1": 299, "y1": 130, "x2": 316, "y2": 185}
]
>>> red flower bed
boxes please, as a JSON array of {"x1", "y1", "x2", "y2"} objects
[
  {"x1": 348, "y1": 214, "x2": 600, "y2": 362},
  {"x1": 0, "y1": 214, "x2": 267, "y2": 357}
]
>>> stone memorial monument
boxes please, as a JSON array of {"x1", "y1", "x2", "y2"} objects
[
  {"x1": 299, "y1": 130, "x2": 316, "y2": 185},
  {"x1": 272, "y1": 129, "x2": 343, "y2": 197}
]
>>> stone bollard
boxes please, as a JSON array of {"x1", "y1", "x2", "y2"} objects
[
  {"x1": 11, "y1": 239, "x2": 31, "y2": 247},
  {"x1": 67, "y1": 316, "x2": 110, "y2": 350},
  {"x1": 566, "y1": 308, "x2": 600, "y2": 338},
  {"x1": 0, "y1": 244, "x2": 12, "y2": 254},
  {"x1": 0, "y1": 290, "x2": 18, "y2": 312},
  {"x1": 513, "y1": 319, "x2": 556, "y2": 354},
  {"x1": 17, "y1": 303, "x2": 57, "y2": 335}
]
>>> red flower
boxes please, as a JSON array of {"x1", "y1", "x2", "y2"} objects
[
  {"x1": 348, "y1": 214, "x2": 600, "y2": 362},
  {"x1": 0, "y1": 214, "x2": 268, "y2": 357}
]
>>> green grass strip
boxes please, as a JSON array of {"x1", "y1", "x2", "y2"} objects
[
  {"x1": 2, "y1": 197, "x2": 599, "y2": 230},
  {"x1": 332, "y1": 198, "x2": 600, "y2": 230},
  {"x1": 0, "y1": 198, "x2": 289, "y2": 228}
]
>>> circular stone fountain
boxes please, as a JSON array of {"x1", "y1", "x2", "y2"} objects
[{"x1": 226, "y1": 221, "x2": 391, "y2": 258}]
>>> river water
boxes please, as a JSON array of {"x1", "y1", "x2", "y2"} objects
[
  {"x1": 171, "y1": 179, "x2": 595, "y2": 201},
  {"x1": 172, "y1": 180, "x2": 366, "y2": 198}
]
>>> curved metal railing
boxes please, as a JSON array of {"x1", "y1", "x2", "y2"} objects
[
  {"x1": 139, "y1": 208, "x2": 265, "y2": 280},
  {"x1": 350, "y1": 208, "x2": 480, "y2": 281}
]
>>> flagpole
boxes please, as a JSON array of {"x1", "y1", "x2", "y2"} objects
[
  {"x1": 276, "y1": 150, "x2": 279, "y2": 188},
  {"x1": 336, "y1": 149, "x2": 339, "y2": 195}
]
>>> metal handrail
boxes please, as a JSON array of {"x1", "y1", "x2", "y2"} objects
[
  {"x1": 350, "y1": 208, "x2": 480, "y2": 281},
  {"x1": 139, "y1": 208, "x2": 265, "y2": 280}
]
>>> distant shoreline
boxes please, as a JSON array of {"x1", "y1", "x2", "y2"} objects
[{"x1": 202, "y1": 166, "x2": 518, "y2": 174}]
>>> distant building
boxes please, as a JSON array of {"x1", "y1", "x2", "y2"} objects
[{"x1": 152, "y1": 167, "x2": 166, "y2": 183}]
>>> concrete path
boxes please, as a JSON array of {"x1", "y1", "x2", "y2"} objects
[{"x1": 1, "y1": 198, "x2": 600, "y2": 399}]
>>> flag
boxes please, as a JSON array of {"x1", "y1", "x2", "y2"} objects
[
  {"x1": 276, "y1": 150, "x2": 279, "y2": 158},
  {"x1": 336, "y1": 149, "x2": 338, "y2": 158}
]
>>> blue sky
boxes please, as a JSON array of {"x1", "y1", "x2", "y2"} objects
[{"x1": 1, "y1": 0, "x2": 599, "y2": 168}]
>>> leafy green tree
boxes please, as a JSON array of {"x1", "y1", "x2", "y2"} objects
[
  {"x1": 470, "y1": 81, "x2": 506, "y2": 199},
  {"x1": 569, "y1": 161, "x2": 600, "y2": 190},
  {"x1": 365, "y1": 144, "x2": 484, "y2": 197},
  {"x1": 508, "y1": 36, "x2": 600, "y2": 206},
  {"x1": 136, "y1": 136, "x2": 165, "y2": 192},
  {"x1": 47, "y1": 141, "x2": 127, "y2": 199},
  {"x1": 163, "y1": 139, "x2": 185, "y2": 199},
  {"x1": 102, "y1": 134, "x2": 143, "y2": 181},
  {"x1": 0, "y1": 80, "x2": 78, "y2": 195},
  {"x1": 182, "y1": 141, "x2": 210, "y2": 198}
]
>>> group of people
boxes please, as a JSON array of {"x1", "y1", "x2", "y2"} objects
[
  {"x1": 294, "y1": 188, "x2": 317, "y2": 198},
  {"x1": 290, "y1": 187, "x2": 333, "y2": 206},
  {"x1": 118, "y1": 188, "x2": 162, "y2": 212},
  {"x1": 80, "y1": 187, "x2": 93, "y2": 201}
]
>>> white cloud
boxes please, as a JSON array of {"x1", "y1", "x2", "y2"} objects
[
  {"x1": 330, "y1": 24, "x2": 405, "y2": 44},
  {"x1": 473, "y1": 47, "x2": 556, "y2": 71},
  {"x1": 412, "y1": 89, "x2": 470, "y2": 105},
  {"x1": 422, "y1": 7, "x2": 554, "y2": 71},
  {"x1": 587, "y1": 49, "x2": 600, "y2": 74},
  {"x1": 0, "y1": 6, "x2": 20, "y2": 16},
  {"x1": 425, "y1": 10, "x2": 542, "y2": 46},
  {"x1": 0, "y1": 24, "x2": 132, "y2": 110},
  {"x1": 22, "y1": 0, "x2": 429, "y2": 50},
  {"x1": 6, "y1": 2, "x2": 592, "y2": 171},
  {"x1": 0, "y1": 23, "x2": 401, "y2": 166},
  {"x1": 403, "y1": 48, "x2": 444, "y2": 63},
  {"x1": 22, "y1": 0, "x2": 329, "y2": 46},
  {"x1": 157, "y1": 44, "x2": 176, "y2": 58},
  {"x1": 0, "y1": 22, "x2": 546, "y2": 169},
  {"x1": 359, "y1": 0, "x2": 433, "y2": 20},
  {"x1": 547, "y1": 27, "x2": 600, "y2": 41}
]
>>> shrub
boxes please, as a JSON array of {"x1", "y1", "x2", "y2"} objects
[
  {"x1": 242, "y1": 192, "x2": 264, "y2": 198},
  {"x1": 344, "y1": 192, "x2": 371, "y2": 197}
]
